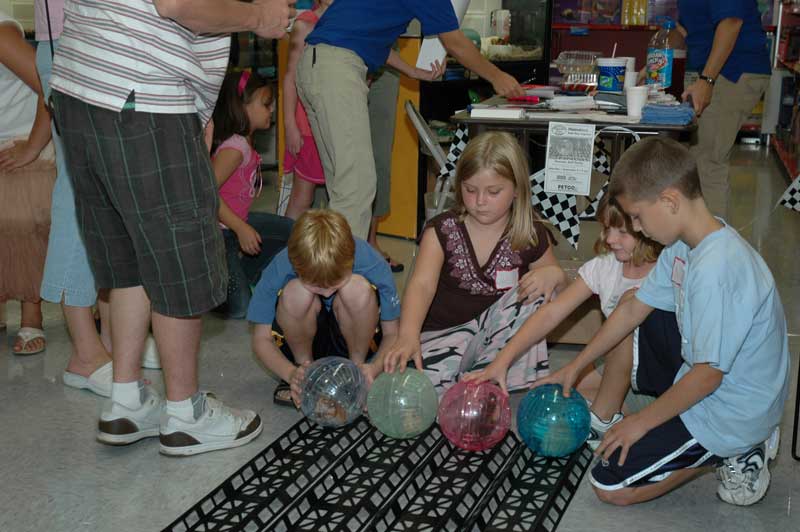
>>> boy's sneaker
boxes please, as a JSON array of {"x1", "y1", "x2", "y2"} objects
[
  {"x1": 159, "y1": 393, "x2": 262, "y2": 456},
  {"x1": 716, "y1": 442, "x2": 770, "y2": 506},
  {"x1": 765, "y1": 426, "x2": 780, "y2": 461},
  {"x1": 97, "y1": 386, "x2": 163, "y2": 445},
  {"x1": 586, "y1": 410, "x2": 624, "y2": 451}
]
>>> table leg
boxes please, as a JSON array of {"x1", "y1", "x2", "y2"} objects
[{"x1": 792, "y1": 353, "x2": 799, "y2": 461}]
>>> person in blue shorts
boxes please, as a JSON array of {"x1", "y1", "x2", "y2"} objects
[
  {"x1": 536, "y1": 137, "x2": 789, "y2": 507},
  {"x1": 249, "y1": 209, "x2": 400, "y2": 406}
]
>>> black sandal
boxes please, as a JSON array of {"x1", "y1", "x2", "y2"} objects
[
  {"x1": 273, "y1": 381, "x2": 294, "y2": 407},
  {"x1": 385, "y1": 256, "x2": 405, "y2": 273}
]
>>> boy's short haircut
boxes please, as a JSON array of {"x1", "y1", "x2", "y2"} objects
[
  {"x1": 593, "y1": 194, "x2": 663, "y2": 266},
  {"x1": 288, "y1": 209, "x2": 355, "y2": 287},
  {"x1": 608, "y1": 137, "x2": 702, "y2": 201}
]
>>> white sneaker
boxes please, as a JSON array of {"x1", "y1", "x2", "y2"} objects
[
  {"x1": 141, "y1": 335, "x2": 161, "y2": 370},
  {"x1": 159, "y1": 393, "x2": 262, "y2": 456},
  {"x1": 97, "y1": 385, "x2": 163, "y2": 445},
  {"x1": 716, "y1": 442, "x2": 770, "y2": 506},
  {"x1": 586, "y1": 410, "x2": 624, "y2": 451},
  {"x1": 766, "y1": 426, "x2": 780, "y2": 461}
]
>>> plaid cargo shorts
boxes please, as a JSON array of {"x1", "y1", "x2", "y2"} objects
[{"x1": 51, "y1": 91, "x2": 226, "y2": 317}]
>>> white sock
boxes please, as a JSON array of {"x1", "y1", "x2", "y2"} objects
[
  {"x1": 166, "y1": 392, "x2": 204, "y2": 422},
  {"x1": 112, "y1": 380, "x2": 142, "y2": 409}
]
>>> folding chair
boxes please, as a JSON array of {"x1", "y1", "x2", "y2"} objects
[{"x1": 404, "y1": 100, "x2": 452, "y2": 219}]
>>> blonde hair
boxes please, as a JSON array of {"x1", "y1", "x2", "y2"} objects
[
  {"x1": 454, "y1": 131, "x2": 540, "y2": 250},
  {"x1": 608, "y1": 137, "x2": 702, "y2": 201},
  {"x1": 593, "y1": 195, "x2": 663, "y2": 266},
  {"x1": 287, "y1": 209, "x2": 355, "y2": 287}
]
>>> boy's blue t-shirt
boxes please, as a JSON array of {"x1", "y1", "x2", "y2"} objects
[
  {"x1": 246, "y1": 238, "x2": 401, "y2": 326},
  {"x1": 678, "y1": 0, "x2": 771, "y2": 83},
  {"x1": 636, "y1": 222, "x2": 789, "y2": 457},
  {"x1": 306, "y1": 0, "x2": 459, "y2": 71}
]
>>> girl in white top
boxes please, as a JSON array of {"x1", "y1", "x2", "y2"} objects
[
  {"x1": 465, "y1": 195, "x2": 663, "y2": 421},
  {"x1": 0, "y1": 12, "x2": 54, "y2": 355}
]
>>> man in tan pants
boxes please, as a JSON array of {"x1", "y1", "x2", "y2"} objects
[
  {"x1": 678, "y1": 0, "x2": 772, "y2": 219},
  {"x1": 296, "y1": 1, "x2": 524, "y2": 239}
]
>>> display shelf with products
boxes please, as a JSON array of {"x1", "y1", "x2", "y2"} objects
[
  {"x1": 552, "y1": 23, "x2": 658, "y2": 30},
  {"x1": 772, "y1": 1, "x2": 800, "y2": 179}
]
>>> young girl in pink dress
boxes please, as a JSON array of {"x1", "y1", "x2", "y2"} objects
[{"x1": 282, "y1": 2, "x2": 329, "y2": 219}]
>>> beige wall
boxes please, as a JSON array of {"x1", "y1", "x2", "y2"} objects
[{"x1": 1, "y1": 0, "x2": 35, "y2": 31}]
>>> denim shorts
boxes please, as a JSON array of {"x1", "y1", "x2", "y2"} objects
[{"x1": 37, "y1": 41, "x2": 98, "y2": 307}]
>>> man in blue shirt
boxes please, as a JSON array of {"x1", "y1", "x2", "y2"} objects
[
  {"x1": 295, "y1": 0, "x2": 524, "y2": 239},
  {"x1": 678, "y1": 0, "x2": 771, "y2": 218}
]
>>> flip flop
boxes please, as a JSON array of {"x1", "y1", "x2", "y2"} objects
[
  {"x1": 273, "y1": 381, "x2": 295, "y2": 407},
  {"x1": 12, "y1": 327, "x2": 46, "y2": 356},
  {"x1": 63, "y1": 361, "x2": 113, "y2": 397}
]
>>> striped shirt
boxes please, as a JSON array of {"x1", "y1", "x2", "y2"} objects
[{"x1": 49, "y1": 0, "x2": 230, "y2": 124}]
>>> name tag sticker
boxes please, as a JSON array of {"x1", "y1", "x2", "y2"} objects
[
  {"x1": 671, "y1": 257, "x2": 686, "y2": 286},
  {"x1": 495, "y1": 268, "x2": 518, "y2": 290}
]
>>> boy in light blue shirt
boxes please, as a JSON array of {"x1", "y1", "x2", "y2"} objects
[{"x1": 536, "y1": 137, "x2": 789, "y2": 506}]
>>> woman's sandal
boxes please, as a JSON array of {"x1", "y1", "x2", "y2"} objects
[
  {"x1": 12, "y1": 327, "x2": 47, "y2": 356},
  {"x1": 273, "y1": 380, "x2": 295, "y2": 407}
]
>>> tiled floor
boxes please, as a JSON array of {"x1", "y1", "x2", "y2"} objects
[{"x1": 1, "y1": 146, "x2": 798, "y2": 531}]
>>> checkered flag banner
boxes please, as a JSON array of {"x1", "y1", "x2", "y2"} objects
[
  {"x1": 579, "y1": 138, "x2": 612, "y2": 220},
  {"x1": 530, "y1": 170, "x2": 581, "y2": 248},
  {"x1": 580, "y1": 181, "x2": 609, "y2": 220},
  {"x1": 437, "y1": 125, "x2": 469, "y2": 184},
  {"x1": 593, "y1": 138, "x2": 612, "y2": 176},
  {"x1": 780, "y1": 174, "x2": 800, "y2": 213}
]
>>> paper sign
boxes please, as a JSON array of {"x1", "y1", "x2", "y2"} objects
[
  {"x1": 544, "y1": 122, "x2": 595, "y2": 196},
  {"x1": 416, "y1": 0, "x2": 471, "y2": 69}
]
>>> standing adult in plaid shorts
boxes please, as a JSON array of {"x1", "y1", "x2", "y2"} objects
[{"x1": 48, "y1": 0, "x2": 293, "y2": 456}]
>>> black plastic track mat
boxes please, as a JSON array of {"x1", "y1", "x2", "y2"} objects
[{"x1": 164, "y1": 416, "x2": 593, "y2": 532}]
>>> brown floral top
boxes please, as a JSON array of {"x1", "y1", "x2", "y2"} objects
[{"x1": 422, "y1": 211, "x2": 552, "y2": 332}]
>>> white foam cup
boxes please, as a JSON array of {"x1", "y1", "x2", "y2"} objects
[{"x1": 626, "y1": 86, "x2": 648, "y2": 119}]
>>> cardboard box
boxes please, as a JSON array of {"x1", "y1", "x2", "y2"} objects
[{"x1": 547, "y1": 260, "x2": 604, "y2": 345}]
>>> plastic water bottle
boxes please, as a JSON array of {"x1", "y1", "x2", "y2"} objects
[{"x1": 646, "y1": 19, "x2": 686, "y2": 96}]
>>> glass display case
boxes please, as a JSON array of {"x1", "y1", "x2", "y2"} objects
[{"x1": 420, "y1": 0, "x2": 552, "y2": 122}]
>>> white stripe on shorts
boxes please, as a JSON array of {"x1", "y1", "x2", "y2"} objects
[{"x1": 589, "y1": 438, "x2": 698, "y2": 491}]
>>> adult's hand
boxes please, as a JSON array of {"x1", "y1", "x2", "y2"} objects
[
  {"x1": 0, "y1": 140, "x2": 40, "y2": 171},
  {"x1": 492, "y1": 71, "x2": 525, "y2": 98},
  {"x1": 411, "y1": 60, "x2": 446, "y2": 81},
  {"x1": 682, "y1": 80, "x2": 713, "y2": 116},
  {"x1": 252, "y1": 0, "x2": 295, "y2": 40}
]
